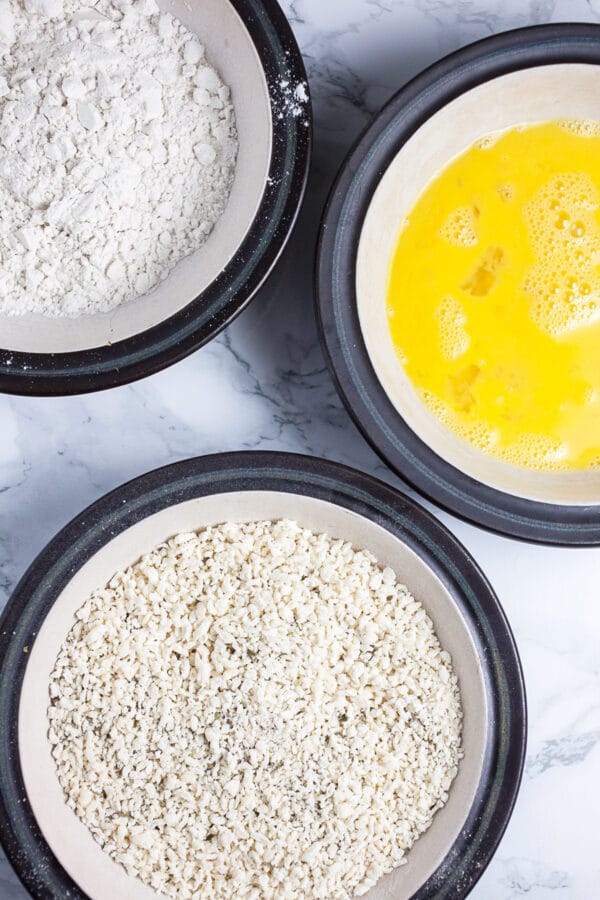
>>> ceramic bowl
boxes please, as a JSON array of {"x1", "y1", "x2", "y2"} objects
[
  {"x1": 0, "y1": 0, "x2": 311, "y2": 396},
  {"x1": 316, "y1": 24, "x2": 600, "y2": 544},
  {"x1": 0, "y1": 452, "x2": 525, "y2": 899}
]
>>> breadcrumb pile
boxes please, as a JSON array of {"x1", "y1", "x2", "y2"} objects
[{"x1": 48, "y1": 520, "x2": 462, "y2": 899}]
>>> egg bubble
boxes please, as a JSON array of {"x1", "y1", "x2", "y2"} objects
[
  {"x1": 497, "y1": 434, "x2": 569, "y2": 470},
  {"x1": 420, "y1": 390, "x2": 451, "y2": 423},
  {"x1": 421, "y1": 397, "x2": 499, "y2": 455},
  {"x1": 476, "y1": 132, "x2": 501, "y2": 150},
  {"x1": 454, "y1": 419, "x2": 498, "y2": 452},
  {"x1": 558, "y1": 118, "x2": 600, "y2": 139},
  {"x1": 570, "y1": 220, "x2": 585, "y2": 238},
  {"x1": 440, "y1": 205, "x2": 478, "y2": 247},
  {"x1": 526, "y1": 272, "x2": 600, "y2": 336},
  {"x1": 523, "y1": 171, "x2": 600, "y2": 335},
  {"x1": 435, "y1": 295, "x2": 470, "y2": 360},
  {"x1": 421, "y1": 395, "x2": 571, "y2": 470},
  {"x1": 497, "y1": 183, "x2": 515, "y2": 202},
  {"x1": 395, "y1": 345, "x2": 408, "y2": 366}
]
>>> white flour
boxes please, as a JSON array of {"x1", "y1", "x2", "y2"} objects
[{"x1": 0, "y1": 0, "x2": 237, "y2": 317}]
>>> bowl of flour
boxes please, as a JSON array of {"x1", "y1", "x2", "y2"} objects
[
  {"x1": 0, "y1": 0, "x2": 311, "y2": 394},
  {"x1": 0, "y1": 453, "x2": 526, "y2": 899}
]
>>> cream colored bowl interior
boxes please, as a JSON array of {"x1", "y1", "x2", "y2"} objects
[
  {"x1": 19, "y1": 491, "x2": 487, "y2": 900},
  {"x1": 357, "y1": 64, "x2": 600, "y2": 506},
  {"x1": 2, "y1": 0, "x2": 271, "y2": 353}
]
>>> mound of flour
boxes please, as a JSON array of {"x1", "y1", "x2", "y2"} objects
[{"x1": 0, "y1": 0, "x2": 237, "y2": 317}]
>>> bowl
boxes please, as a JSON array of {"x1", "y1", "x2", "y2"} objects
[
  {"x1": 0, "y1": 452, "x2": 525, "y2": 899},
  {"x1": 0, "y1": 0, "x2": 311, "y2": 396},
  {"x1": 316, "y1": 23, "x2": 600, "y2": 544}
]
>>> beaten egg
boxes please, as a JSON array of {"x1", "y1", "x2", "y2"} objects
[{"x1": 387, "y1": 119, "x2": 600, "y2": 471}]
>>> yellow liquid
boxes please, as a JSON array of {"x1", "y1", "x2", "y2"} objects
[{"x1": 387, "y1": 120, "x2": 600, "y2": 471}]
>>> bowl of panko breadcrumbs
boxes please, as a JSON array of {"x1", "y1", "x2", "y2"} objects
[
  {"x1": 0, "y1": 452, "x2": 525, "y2": 900},
  {"x1": 0, "y1": 0, "x2": 310, "y2": 395}
]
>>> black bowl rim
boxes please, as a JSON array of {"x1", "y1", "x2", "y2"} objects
[
  {"x1": 316, "y1": 22, "x2": 600, "y2": 546},
  {"x1": 0, "y1": 451, "x2": 526, "y2": 899},
  {"x1": 0, "y1": 0, "x2": 312, "y2": 397}
]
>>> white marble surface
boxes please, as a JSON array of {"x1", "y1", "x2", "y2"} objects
[{"x1": 1, "y1": 0, "x2": 600, "y2": 897}]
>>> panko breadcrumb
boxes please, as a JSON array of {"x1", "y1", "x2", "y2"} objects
[{"x1": 48, "y1": 520, "x2": 463, "y2": 899}]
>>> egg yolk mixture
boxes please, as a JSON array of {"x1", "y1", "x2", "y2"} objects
[{"x1": 387, "y1": 120, "x2": 600, "y2": 471}]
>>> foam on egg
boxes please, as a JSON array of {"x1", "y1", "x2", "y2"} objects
[
  {"x1": 523, "y1": 172, "x2": 600, "y2": 336},
  {"x1": 434, "y1": 295, "x2": 470, "y2": 360},
  {"x1": 387, "y1": 119, "x2": 600, "y2": 472},
  {"x1": 475, "y1": 132, "x2": 502, "y2": 150},
  {"x1": 496, "y1": 434, "x2": 569, "y2": 471},
  {"x1": 421, "y1": 390, "x2": 568, "y2": 470},
  {"x1": 440, "y1": 205, "x2": 478, "y2": 247},
  {"x1": 558, "y1": 117, "x2": 600, "y2": 138}
]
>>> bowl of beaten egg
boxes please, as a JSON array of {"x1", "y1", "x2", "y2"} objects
[
  {"x1": 0, "y1": 0, "x2": 310, "y2": 395},
  {"x1": 317, "y1": 23, "x2": 600, "y2": 544}
]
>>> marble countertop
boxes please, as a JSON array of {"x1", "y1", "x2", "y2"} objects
[{"x1": 1, "y1": 0, "x2": 600, "y2": 897}]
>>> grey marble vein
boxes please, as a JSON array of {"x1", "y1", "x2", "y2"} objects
[{"x1": 526, "y1": 730, "x2": 600, "y2": 778}]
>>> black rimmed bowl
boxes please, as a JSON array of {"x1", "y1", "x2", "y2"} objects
[
  {"x1": 316, "y1": 23, "x2": 600, "y2": 545},
  {"x1": 0, "y1": 452, "x2": 525, "y2": 899},
  {"x1": 0, "y1": 0, "x2": 311, "y2": 396}
]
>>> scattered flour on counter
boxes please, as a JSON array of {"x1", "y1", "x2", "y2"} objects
[{"x1": 0, "y1": 0, "x2": 238, "y2": 316}]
